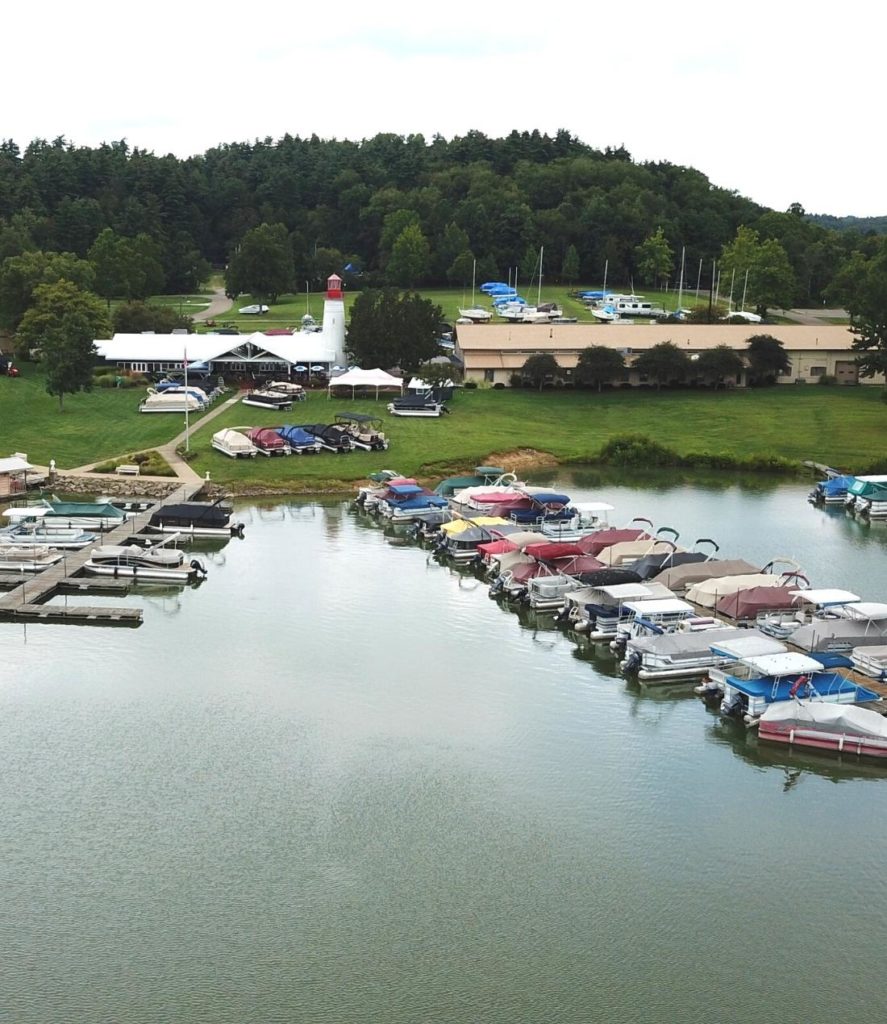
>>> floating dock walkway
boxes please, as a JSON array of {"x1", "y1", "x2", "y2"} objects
[{"x1": 0, "y1": 483, "x2": 203, "y2": 626}]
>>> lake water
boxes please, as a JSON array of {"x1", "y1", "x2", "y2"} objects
[{"x1": 3, "y1": 472, "x2": 887, "y2": 1024}]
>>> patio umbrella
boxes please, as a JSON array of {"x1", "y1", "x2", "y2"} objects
[
  {"x1": 294, "y1": 364, "x2": 307, "y2": 372},
  {"x1": 310, "y1": 365, "x2": 325, "y2": 372}
]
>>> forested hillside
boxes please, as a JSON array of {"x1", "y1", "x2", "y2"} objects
[{"x1": 0, "y1": 130, "x2": 879, "y2": 304}]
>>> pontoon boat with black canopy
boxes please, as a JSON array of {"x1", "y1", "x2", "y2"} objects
[
  {"x1": 293, "y1": 423, "x2": 353, "y2": 453},
  {"x1": 145, "y1": 499, "x2": 243, "y2": 537},
  {"x1": 334, "y1": 412, "x2": 389, "y2": 451}
]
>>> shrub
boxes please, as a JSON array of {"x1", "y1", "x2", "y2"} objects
[
  {"x1": 493, "y1": 382, "x2": 505, "y2": 390},
  {"x1": 817, "y1": 374, "x2": 838, "y2": 386},
  {"x1": 463, "y1": 380, "x2": 478, "y2": 390},
  {"x1": 509, "y1": 373, "x2": 524, "y2": 388},
  {"x1": 597, "y1": 434, "x2": 680, "y2": 467}
]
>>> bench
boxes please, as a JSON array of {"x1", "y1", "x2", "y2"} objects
[{"x1": 115, "y1": 464, "x2": 140, "y2": 476}]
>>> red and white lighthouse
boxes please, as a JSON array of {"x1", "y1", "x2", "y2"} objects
[{"x1": 321, "y1": 273, "x2": 347, "y2": 366}]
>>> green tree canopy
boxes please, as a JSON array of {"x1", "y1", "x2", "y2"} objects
[
  {"x1": 347, "y1": 288, "x2": 443, "y2": 373},
  {"x1": 16, "y1": 280, "x2": 110, "y2": 409},
  {"x1": 521, "y1": 352, "x2": 560, "y2": 391},
  {"x1": 633, "y1": 341, "x2": 691, "y2": 390},
  {"x1": 720, "y1": 226, "x2": 796, "y2": 315},
  {"x1": 88, "y1": 229, "x2": 165, "y2": 303},
  {"x1": 694, "y1": 344, "x2": 745, "y2": 386},
  {"x1": 386, "y1": 223, "x2": 431, "y2": 287},
  {"x1": 745, "y1": 333, "x2": 791, "y2": 384},
  {"x1": 225, "y1": 223, "x2": 293, "y2": 302},
  {"x1": 113, "y1": 301, "x2": 192, "y2": 335},
  {"x1": 846, "y1": 249, "x2": 887, "y2": 383},
  {"x1": 447, "y1": 248, "x2": 476, "y2": 287},
  {"x1": 561, "y1": 244, "x2": 580, "y2": 286},
  {"x1": 575, "y1": 345, "x2": 625, "y2": 391},
  {"x1": 635, "y1": 226, "x2": 673, "y2": 288},
  {"x1": 0, "y1": 250, "x2": 95, "y2": 330}
]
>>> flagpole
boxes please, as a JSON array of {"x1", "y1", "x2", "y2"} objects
[{"x1": 184, "y1": 345, "x2": 190, "y2": 453}]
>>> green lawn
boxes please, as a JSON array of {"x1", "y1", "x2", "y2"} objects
[
  {"x1": 186, "y1": 385, "x2": 887, "y2": 489},
  {"x1": 7, "y1": 369, "x2": 883, "y2": 486},
  {"x1": 0, "y1": 369, "x2": 209, "y2": 468}
]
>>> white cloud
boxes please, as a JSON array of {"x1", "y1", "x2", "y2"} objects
[{"x1": 4, "y1": 0, "x2": 883, "y2": 215}]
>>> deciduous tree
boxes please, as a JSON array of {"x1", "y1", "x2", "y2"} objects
[
  {"x1": 88, "y1": 229, "x2": 165, "y2": 303},
  {"x1": 225, "y1": 223, "x2": 293, "y2": 302},
  {"x1": 521, "y1": 352, "x2": 560, "y2": 391},
  {"x1": 347, "y1": 288, "x2": 442, "y2": 372},
  {"x1": 694, "y1": 345, "x2": 744, "y2": 386},
  {"x1": 635, "y1": 227, "x2": 673, "y2": 288},
  {"x1": 113, "y1": 301, "x2": 192, "y2": 335},
  {"x1": 846, "y1": 249, "x2": 887, "y2": 385},
  {"x1": 561, "y1": 245, "x2": 580, "y2": 286},
  {"x1": 575, "y1": 345, "x2": 625, "y2": 391},
  {"x1": 720, "y1": 226, "x2": 795, "y2": 316},
  {"x1": 633, "y1": 341, "x2": 691, "y2": 390},
  {"x1": 0, "y1": 250, "x2": 95, "y2": 330},
  {"x1": 745, "y1": 334, "x2": 790, "y2": 385},
  {"x1": 386, "y1": 224, "x2": 430, "y2": 287},
  {"x1": 16, "y1": 280, "x2": 110, "y2": 410}
]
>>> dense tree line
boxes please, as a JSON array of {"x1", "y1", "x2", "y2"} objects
[{"x1": 0, "y1": 132, "x2": 875, "y2": 307}]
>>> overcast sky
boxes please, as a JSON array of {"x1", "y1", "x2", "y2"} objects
[{"x1": 6, "y1": 1, "x2": 879, "y2": 217}]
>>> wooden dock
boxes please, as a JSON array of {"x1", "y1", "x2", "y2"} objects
[
  {"x1": 3, "y1": 603, "x2": 142, "y2": 626},
  {"x1": 0, "y1": 483, "x2": 203, "y2": 626}
]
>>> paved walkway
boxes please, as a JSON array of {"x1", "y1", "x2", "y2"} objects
[
  {"x1": 773, "y1": 307, "x2": 849, "y2": 325},
  {"x1": 193, "y1": 286, "x2": 233, "y2": 323},
  {"x1": 50, "y1": 393, "x2": 244, "y2": 487}
]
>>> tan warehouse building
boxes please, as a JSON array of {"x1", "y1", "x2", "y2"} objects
[{"x1": 454, "y1": 323, "x2": 875, "y2": 387}]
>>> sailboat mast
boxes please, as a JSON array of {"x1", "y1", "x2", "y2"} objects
[
  {"x1": 741, "y1": 268, "x2": 750, "y2": 312},
  {"x1": 538, "y1": 245, "x2": 543, "y2": 306},
  {"x1": 677, "y1": 246, "x2": 686, "y2": 310}
]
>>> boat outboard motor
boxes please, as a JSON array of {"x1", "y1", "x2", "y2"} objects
[
  {"x1": 190, "y1": 559, "x2": 208, "y2": 578},
  {"x1": 621, "y1": 651, "x2": 641, "y2": 676},
  {"x1": 231, "y1": 521, "x2": 246, "y2": 537},
  {"x1": 719, "y1": 692, "x2": 746, "y2": 720}
]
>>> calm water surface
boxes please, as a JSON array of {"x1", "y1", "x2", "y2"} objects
[{"x1": 3, "y1": 472, "x2": 887, "y2": 1024}]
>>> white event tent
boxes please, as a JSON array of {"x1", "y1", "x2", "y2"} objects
[{"x1": 327, "y1": 368, "x2": 403, "y2": 399}]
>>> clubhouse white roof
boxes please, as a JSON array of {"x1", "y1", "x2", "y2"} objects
[{"x1": 95, "y1": 331, "x2": 336, "y2": 364}]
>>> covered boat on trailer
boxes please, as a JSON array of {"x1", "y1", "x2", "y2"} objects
[
  {"x1": 248, "y1": 427, "x2": 291, "y2": 456},
  {"x1": 276, "y1": 425, "x2": 322, "y2": 455},
  {"x1": 212, "y1": 428, "x2": 258, "y2": 458}
]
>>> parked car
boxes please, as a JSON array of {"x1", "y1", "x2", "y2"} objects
[{"x1": 238, "y1": 304, "x2": 270, "y2": 315}]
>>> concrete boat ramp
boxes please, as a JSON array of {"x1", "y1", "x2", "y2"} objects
[{"x1": 0, "y1": 483, "x2": 203, "y2": 627}]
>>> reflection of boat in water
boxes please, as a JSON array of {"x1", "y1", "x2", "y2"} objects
[
  {"x1": 707, "y1": 714, "x2": 887, "y2": 784},
  {"x1": 758, "y1": 702, "x2": 887, "y2": 761}
]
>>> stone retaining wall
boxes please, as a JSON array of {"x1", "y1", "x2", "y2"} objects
[{"x1": 49, "y1": 475, "x2": 200, "y2": 500}]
